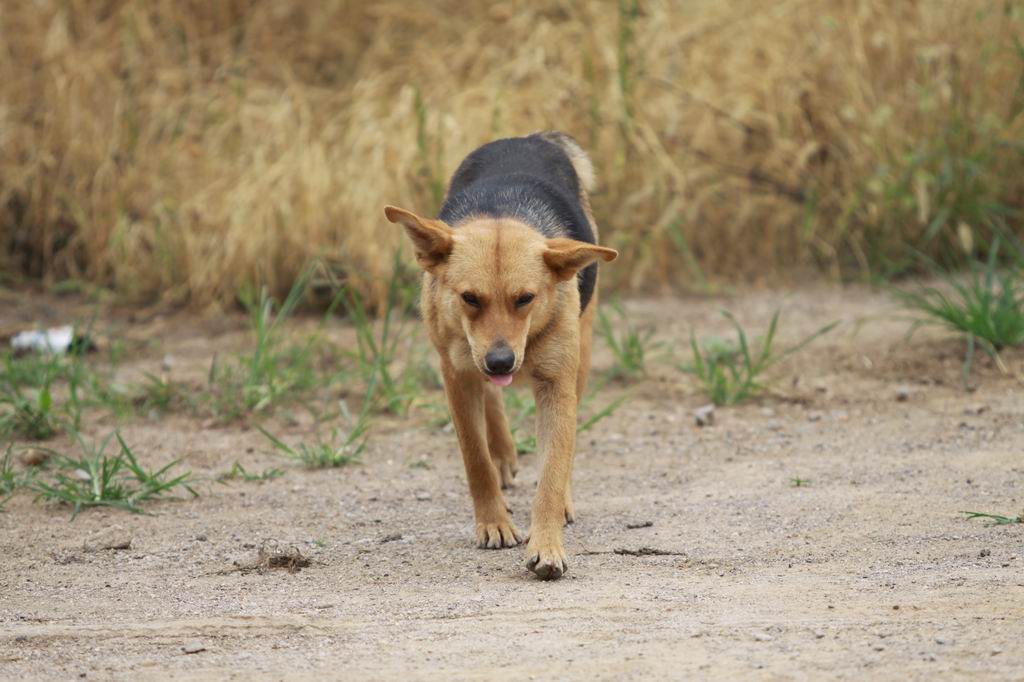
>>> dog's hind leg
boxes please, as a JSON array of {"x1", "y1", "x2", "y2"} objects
[
  {"x1": 442, "y1": 361, "x2": 523, "y2": 549},
  {"x1": 483, "y1": 385, "x2": 519, "y2": 489},
  {"x1": 561, "y1": 288, "x2": 599, "y2": 526}
]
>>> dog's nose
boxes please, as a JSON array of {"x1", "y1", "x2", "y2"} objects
[{"x1": 484, "y1": 344, "x2": 516, "y2": 374}]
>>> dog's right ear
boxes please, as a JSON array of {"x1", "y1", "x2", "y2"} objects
[{"x1": 384, "y1": 206, "x2": 454, "y2": 271}]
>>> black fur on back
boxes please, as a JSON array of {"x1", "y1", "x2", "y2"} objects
[{"x1": 438, "y1": 134, "x2": 597, "y2": 314}]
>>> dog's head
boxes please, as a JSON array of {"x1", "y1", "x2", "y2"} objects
[{"x1": 385, "y1": 205, "x2": 616, "y2": 385}]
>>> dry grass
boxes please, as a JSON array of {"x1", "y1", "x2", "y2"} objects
[{"x1": 1, "y1": 0, "x2": 1021, "y2": 307}]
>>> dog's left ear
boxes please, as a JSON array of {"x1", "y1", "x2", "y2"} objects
[
  {"x1": 543, "y1": 238, "x2": 618, "y2": 282},
  {"x1": 384, "y1": 205, "x2": 454, "y2": 271}
]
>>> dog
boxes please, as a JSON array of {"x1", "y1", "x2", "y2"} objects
[{"x1": 384, "y1": 131, "x2": 616, "y2": 580}]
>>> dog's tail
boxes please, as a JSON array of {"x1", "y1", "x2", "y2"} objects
[{"x1": 536, "y1": 131, "x2": 596, "y2": 194}]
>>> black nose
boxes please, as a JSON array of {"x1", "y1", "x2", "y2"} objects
[{"x1": 484, "y1": 344, "x2": 516, "y2": 374}]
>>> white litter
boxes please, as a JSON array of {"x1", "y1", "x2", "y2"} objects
[{"x1": 10, "y1": 326, "x2": 75, "y2": 354}]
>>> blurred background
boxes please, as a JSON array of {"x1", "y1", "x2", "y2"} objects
[{"x1": 1, "y1": 0, "x2": 1021, "y2": 309}]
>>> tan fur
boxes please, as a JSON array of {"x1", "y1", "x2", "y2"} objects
[
  {"x1": 385, "y1": 183, "x2": 615, "y2": 581},
  {"x1": 536, "y1": 131, "x2": 596, "y2": 195}
]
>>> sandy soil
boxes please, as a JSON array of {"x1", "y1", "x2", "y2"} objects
[{"x1": 1, "y1": 286, "x2": 1022, "y2": 681}]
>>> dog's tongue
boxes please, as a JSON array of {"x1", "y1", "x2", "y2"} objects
[{"x1": 488, "y1": 374, "x2": 514, "y2": 387}]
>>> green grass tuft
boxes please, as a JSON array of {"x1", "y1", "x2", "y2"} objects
[
  {"x1": 1, "y1": 445, "x2": 37, "y2": 509},
  {"x1": 685, "y1": 311, "x2": 838, "y2": 405},
  {"x1": 135, "y1": 371, "x2": 194, "y2": 414},
  {"x1": 0, "y1": 328, "x2": 137, "y2": 437},
  {"x1": 340, "y1": 250, "x2": 433, "y2": 416},
  {"x1": 0, "y1": 376, "x2": 58, "y2": 440},
  {"x1": 895, "y1": 236, "x2": 1024, "y2": 381},
  {"x1": 597, "y1": 302, "x2": 658, "y2": 381},
  {"x1": 30, "y1": 432, "x2": 197, "y2": 519},
  {"x1": 258, "y1": 400, "x2": 370, "y2": 469},
  {"x1": 206, "y1": 267, "x2": 338, "y2": 419},
  {"x1": 217, "y1": 461, "x2": 285, "y2": 483}
]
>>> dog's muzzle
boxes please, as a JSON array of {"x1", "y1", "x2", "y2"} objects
[{"x1": 484, "y1": 343, "x2": 516, "y2": 386}]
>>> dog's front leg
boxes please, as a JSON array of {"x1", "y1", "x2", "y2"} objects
[
  {"x1": 525, "y1": 376, "x2": 577, "y2": 579},
  {"x1": 442, "y1": 362, "x2": 523, "y2": 549}
]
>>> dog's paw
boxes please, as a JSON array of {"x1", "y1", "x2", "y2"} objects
[
  {"x1": 525, "y1": 528, "x2": 568, "y2": 580},
  {"x1": 496, "y1": 457, "x2": 519, "y2": 489},
  {"x1": 475, "y1": 513, "x2": 523, "y2": 549}
]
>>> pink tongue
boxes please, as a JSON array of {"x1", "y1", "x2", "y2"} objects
[{"x1": 488, "y1": 374, "x2": 514, "y2": 387}]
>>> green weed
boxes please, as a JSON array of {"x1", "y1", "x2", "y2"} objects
[
  {"x1": 135, "y1": 371, "x2": 194, "y2": 414},
  {"x1": 413, "y1": 87, "x2": 446, "y2": 214},
  {"x1": 0, "y1": 377, "x2": 58, "y2": 440},
  {"x1": 342, "y1": 251, "x2": 431, "y2": 416},
  {"x1": 1, "y1": 445, "x2": 17, "y2": 495},
  {"x1": 31, "y1": 432, "x2": 197, "y2": 518},
  {"x1": 0, "y1": 329, "x2": 134, "y2": 436},
  {"x1": 206, "y1": 267, "x2": 334, "y2": 419},
  {"x1": 1, "y1": 350, "x2": 64, "y2": 388},
  {"x1": 503, "y1": 390, "x2": 538, "y2": 454},
  {"x1": 666, "y1": 218, "x2": 711, "y2": 292},
  {"x1": 961, "y1": 510, "x2": 1023, "y2": 525},
  {"x1": 686, "y1": 311, "x2": 838, "y2": 405},
  {"x1": 863, "y1": 93, "x2": 1017, "y2": 276},
  {"x1": 597, "y1": 302, "x2": 658, "y2": 380},
  {"x1": 616, "y1": 0, "x2": 640, "y2": 128},
  {"x1": 423, "y1": 397, "x2": 453, "y2": 430},
  {"x1": 217, "y1": 461, "x2": 285, "y2": 483},
  {"x1": 258, "y1": 402, "x2": 369, "y2": 469},
  {"x1": 578, "y1": 380, "x2": 627, "y2": 434},
  {"x1": 790, "y1": 477, "x2": 812, "y2": 487},
  {"x1": 1, "y1": 445, "x2": 36, "y2": 509},
  {"x1": 895, "y1": 236, "x2": 1024, "y2": 380}
]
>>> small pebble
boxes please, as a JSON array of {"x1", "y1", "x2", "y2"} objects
[
  {"x1": 694, "y1": 404, "x2": 715, "y2": 427},
  {"x1": 895, "y1": 386, "x2": 911, "y2": 402},
  {"x1": 979, "y1": 548, "x2": 990, "y2": 558},
  {"x1": 752, "y1": 632, "x2": 773, "y2": 642},
  {"x1": 813, "y1": 630, "x2": 825, "y2": 639},
  {"x1": 415, "y1": 491, "x2": 432, "y2": 501},
  {"x1": 807, "y1": 411, "x2": 824, "y2": 422},
  {"x1": 182, "y1": 641, "x2": 206, "y2": 654}
]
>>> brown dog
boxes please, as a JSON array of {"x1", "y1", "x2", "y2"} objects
[{"x1": 384, "y1": 132, "x2": 616, "y2": 579}]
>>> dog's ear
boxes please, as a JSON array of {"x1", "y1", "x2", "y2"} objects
[
  {"x1": 384, "y1": 206, "x2": 454, "y2": 271},
  {"x1": 543, "y1": 238, "x2": 618, "y2": 282}
]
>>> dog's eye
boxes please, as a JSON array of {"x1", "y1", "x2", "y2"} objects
[
  {"x1": 515, "y1": 293, "x2": 535, "y2": 308},
  {"x1": 461, "y1": 292, "x2": 480, "y2": 308}
]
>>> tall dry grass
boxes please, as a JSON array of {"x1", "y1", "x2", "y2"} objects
[{"x1": 1, "y1": 0, "x2": 1021, "y2": 307}]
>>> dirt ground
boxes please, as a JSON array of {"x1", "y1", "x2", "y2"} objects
[{"x1": 1, "y1": 286, "x2": 1022, "y2": 681}]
